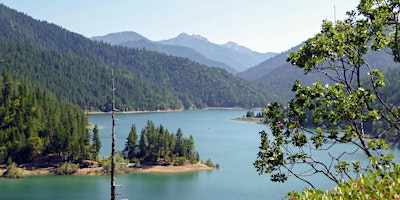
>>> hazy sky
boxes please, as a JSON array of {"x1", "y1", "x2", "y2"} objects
[{"x1": 1, "y1": 0, "x2": 359, "y2": 53}]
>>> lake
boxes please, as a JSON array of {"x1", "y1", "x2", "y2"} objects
[{"x1": 1, "y1": 109, "x2": 399, "y2": 200}]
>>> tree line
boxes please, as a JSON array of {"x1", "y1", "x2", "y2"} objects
[
  {"x1": 0, "y1": 73, "x2": 100, "y2": 164},
  {"x1": 123, "y1": 120, "x2": 199, "y2": 166},
  {"x1": 0, "y1": 4, "x2": 272, "y2": 112}
]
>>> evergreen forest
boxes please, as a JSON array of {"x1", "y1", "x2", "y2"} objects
[
  {"x1": 0, "y1": 73, "x2": 96, "y2": 165},
  {"x1": 0, "y1": 4, "x2": 272, "y2": 112},
  {"x1": 0, "y1": 4, "x2": 237, "y2": 167},
  {"x1": 123, "y1": 121, "x2": 199, "y2": 166}
]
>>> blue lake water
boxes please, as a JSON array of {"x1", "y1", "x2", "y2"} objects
[{"x1": 1, "y1": 109, "x2": 399, "y2": 200}]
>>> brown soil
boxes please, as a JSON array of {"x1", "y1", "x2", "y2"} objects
[{"x1": 0, "y1": 162, "x2": 213, "y2": 177}]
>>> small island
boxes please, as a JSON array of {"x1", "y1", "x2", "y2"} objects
[
  {"x1": 0, "y1": 161, "x2": 215, "y2": 177},
  {"x1": 0, "y1": 120, "x2": 218, "y2": 178},
  {"x1": 0, "y1": 76, "x2": 217, "y2": 178},
  {"x1": 233, "y1": 110, "x2": 265, "y2": 124}
]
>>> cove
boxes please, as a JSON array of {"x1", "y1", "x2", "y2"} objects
[{"x1": 1, "y1": 109, "x2": 399, "y2": 200}]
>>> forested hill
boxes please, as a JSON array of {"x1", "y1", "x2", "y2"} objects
[
  {"x1": 239, "y1": 43, "x2": 399, "y2": 103},
  {"x1": 0, "y1": 73, "x2": 92, "y2": 164},
  {"x1": 92, "y1": 32, "x2": 237, "y2": 74},
  {"x1": 0, "y1": 4, "x2": 273, "y2": 111}
]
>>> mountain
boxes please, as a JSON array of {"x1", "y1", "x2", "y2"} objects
[
  {"x1": 120, "y1": 39, "x2": 237, "y2": 73},
  {"x1": 238, "y1": 42, "x2": 400, "y2": 103},
  {"x1": 159, "y1": 33, "x2": 277, "y2": 72},
  {"x1": 237, "y1": 44, "x2": 303, "y2": 82},
  {"x1": 0, "y1": 4, "x2": 273, "y2": 111},
  {"x1": 91, "y1": 31, "x2": 147, "y2": 44},
  {"x1": 92, "y1": 32, "x2": 277, "y2": 73},
  {"x1": 222, "y1": 41, "x2": 276, "y2": 65},
  {"x1": 92, "y1": 32, "x2": 236, "y2": 73}
]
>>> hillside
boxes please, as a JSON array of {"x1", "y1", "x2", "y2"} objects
[
  {"x1": 239, "y1": 43, "x2": 400, "y2": 103},
  {"x1": 237, "y1": 44, "x2": 302, "y2": 82},
  {"x1": 91, "y1": 31, "x2": 147, "y2": 44},
  {"x1": 0, "y1": 4, "x2": 272, "y2": 111},
  {"x1": 0, "y1": 73, "x2": 91, "y2": 165},
  {"x1": 159, "y1": 33, "x2": 276, "y2": 72},
  {"x1": 92, "y1": 32, "x2": 236, "y2": 73},
  {"x1": 93, "y1": 32, "x2": 277, "y2": 73}
]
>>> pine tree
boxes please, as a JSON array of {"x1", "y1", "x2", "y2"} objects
[
  {"x1": 91, "y1": 124, "x2": 101, "y2": 161},
  {"x1": 137, "y1": 129, "x2": 148, "y2": 162},
  {"x1": 174, "y1": 128, "x2": 183, "y2": 157},
  {"x1": 123, "y1": 124, "x2": 138, "y2": 161}
]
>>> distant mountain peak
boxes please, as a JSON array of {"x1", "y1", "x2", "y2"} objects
[
  {"x1": 91, "y1": 31, "x2": 147, "y2": 45},
  {"x1": 177, "y1": 33, "x2": 208, "y2": 42},
  {"x1": 159, "y1": 33, "x2": 277, "y2": 72},
  {"x1": 94, "y1": 31, "x2": 277, "y2": 72},
  {"x1": 192, "y1": 34, "x2": 208, "y2": 41},
  {"x1": 222, "y1": 41, "x2": 242, "y2": 51},
  {"x1": 224, "y1": 41, "x2": 239, "y2": 46}
]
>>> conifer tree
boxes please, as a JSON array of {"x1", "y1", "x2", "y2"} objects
[
  {"x1": 174, "y1": 128, "x2": 183, "y2": 157},
  {"x1": 123, "y1": 124, "x2": 138, "y2": 161},
  {"x1": 92, "y1": 124, "x2": 101, "y2": 161}
]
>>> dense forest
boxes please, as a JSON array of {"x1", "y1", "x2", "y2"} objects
[
  {"x1": 123, "y1": 121, "x2": 199, "y2": 166},
  {"x1": 0, "y1": 73, "x2": 97, "y2": 165},
  {"x1": 371, "y1": 67, "x2": 400, "y2": 144},
  {"x1": 0, "y1": 4, "x2": 273, "y2": 111},
  {"x1": 0, "y1": 71, "x2": 200, "y2": 166}
]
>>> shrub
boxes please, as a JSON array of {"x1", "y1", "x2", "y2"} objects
[
  {"x1": 173, "y1": 157, "x2": 186, "y2": 166},
  {"x1": 287, "y1": 164, "x2": 400, "y2": 199},
  {"x1": 215, "y1": 163, "x2": 220, "y2": 169},
  {"x1": 203, "y1": 158, "x2": 220, "y2": 169},
  {"x1": 3, "y1": 162, "x2": 23, "y2": 178},
  {"x1": 100, "y1": 152, "x2": 129, "y2": 173},
  {"x1": 204, "y1": 158, "x2": 214, "y2": 167},
  {"x1": 54, "y1": 162, "x2": 79, "y2": 175},
  {"x1": 132, "y1": 158, "x2": 141, "y2": 168}
]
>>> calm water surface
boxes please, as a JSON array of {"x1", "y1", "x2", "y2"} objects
[{"x1": 1, "y1": 110, "x2": 399, "y2": 200}]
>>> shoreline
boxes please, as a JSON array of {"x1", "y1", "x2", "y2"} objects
[
  {"x1": 0, "y1": 162, "x2": 214, "y2": 177},
  {"x1": 232, "y1": 117, "x2": 265, "y2": 124},
  {"x1": 85, "y1": 107, "x2": 263, "y2": 115},
  {"x1": 85, "y1": 109, "x2": 184, "y2": 115}
]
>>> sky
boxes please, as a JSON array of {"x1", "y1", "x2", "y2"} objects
[{"x1": 1, "y1": 0, "x2": 360, "y2": 53}]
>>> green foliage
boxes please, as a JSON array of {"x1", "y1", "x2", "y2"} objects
[
  {"x1": 255, "y1": 0, "x2": 400, "y2": 190},
  {"x1": 204, "y1": 158, "x2": 214, "y2": 167},
  {"x1": 2, "y1": 162, "x2": 23, "y2": 178},
  {"x1": 91, "y1": 125, "x2": 101, "y2": 161},
  {"x1": 287, "y1": 164, "x2": 400, "y2": 199},
  {"x1": 173, "y1": 157, "x2": 187, "y2": 166},
  {"x1": 246, "y1": 111, "x2": 255, "y2": 118},
  {"x1": 128, "y1": 121, "x2": 199, "y2": 165},
  {"x1": 27, "y1": 136, "x2": 43, "y2": 161},
  {"x1": 204, "y1": 158, "x2": 219, "y2": 168},
  {"x1": 132, "y1": 158, "x2": 141, "y2": 168},
  {"x1": 0, "y1": 4, "x2": 271, "y2": 111},
  {"x1": 255, "y1": 111, "x2": 264, "y2": 118},
  {"x1": 0, "y1": 73, "x2": 91, "y2": 164},
  {"x1": 123, "y1": 125, "x2": 138, "y2": 161},
  {"x1": 371, "y1": 67, "x2": 400, "y2": 144},
  {"x1": 100, "y1": 152, "x2": 128, "y2": 173},
  {"x1": 54, "y1": 162, "x2": 79, "y2": 175},
  {"x1": 174, "y1": 128, "x2": 183, "y2": 157}
]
